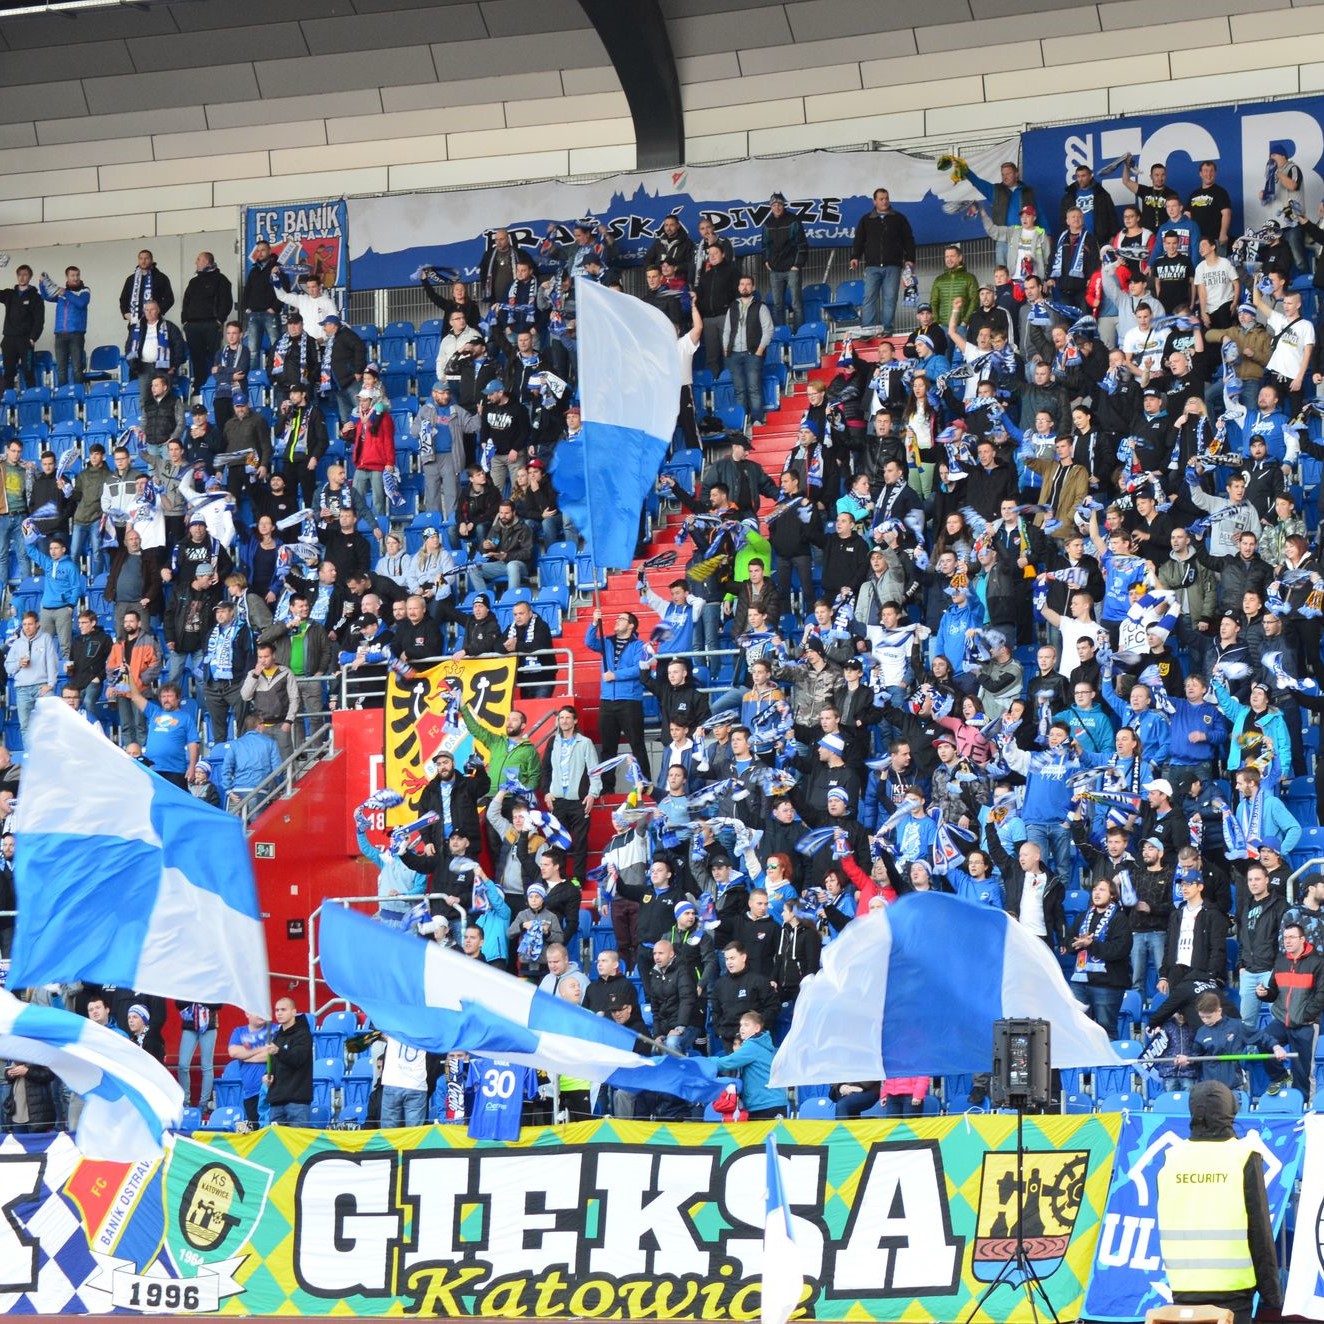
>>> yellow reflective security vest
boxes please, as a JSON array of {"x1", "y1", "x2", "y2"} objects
[{"x1": 1156, "y1": 1137, "x2": 1257, "y2": 1294}]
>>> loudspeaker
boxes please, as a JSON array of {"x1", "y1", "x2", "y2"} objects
[{"x1": 990, "y1": 1018, "x2": 1052, "y2": 1108}]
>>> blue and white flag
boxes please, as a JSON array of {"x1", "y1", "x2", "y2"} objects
[
  {"x1": 552, "y1": 276, "x2": 681, "y2": 569},
  {"x1": 10, "y1": 697, "x2": 270, "y2": 1014},
  {"x1": 320, "y1": 904, "x2": 722, "y2": 1103},
  {"x1": 0, "y1": 988, "x2": 182, "y2": 1160},
  {"x1": 761, "y1": 1138, "x2": 806, "y2": 1324},
  {"x1": 769, "y1": 893, "x2": 1122, "y2": 1086}
]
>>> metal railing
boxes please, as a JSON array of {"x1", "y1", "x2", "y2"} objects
[{"x1": 335, "y1": 647, "x2": 577, "y2": 710}]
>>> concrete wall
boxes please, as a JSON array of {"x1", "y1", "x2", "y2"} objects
[{"x1": 0, "y1": 0, "x2": 1316, "y2": 345}]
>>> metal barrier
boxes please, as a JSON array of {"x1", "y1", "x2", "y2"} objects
[{"x1": 336, "y1": 647, "x2": 577, "y2": 709}]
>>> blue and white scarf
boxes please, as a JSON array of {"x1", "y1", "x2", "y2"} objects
[
  {"x1": 1072, "y1": 901, "x2": 1119, "y2": 980},
  {"x1": 205, "y1": 621, "x2": 238, "y2": 681}
]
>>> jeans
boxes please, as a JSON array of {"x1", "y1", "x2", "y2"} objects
[
  {"x1": 1025, "y1": 822, "x2": 1073, "y2": 888},
  {"x1": 468, "y1": 557, "x2": 524, "y2": 596},
  {"x1": 1131, "y1": 929, "x2": 1166, "y2": 994},
  {"x1": 177, "y1": 1026, "x2": 216, "y2": 1108},
  {"x1": 54, "y1": 332, "x2": 85, "y2": 387},
  {"x1": 380, "y1": 1084, "x2": 429, "y2": 1128},
  {"x1": 862, "y1": 265, "x2": 902, "y2": 332},
  {"x1": 1263, "y1": 1019, "x2": 1317, "y2": 1099},
  {"x1": 14, "y1": 684, "x2": 41, "y2": 738},
  {"x1": 664, "y1": 1025, "x2": 703, "y2": 1057},
  {"x1": 1071, "y1": 982, "x2": 1124, "y2": 1033},
  {"x1": 726, "y1": 351, "x2": 764, "y2": 426},
  {"x1": 334, "y1": 383, "x2": 358, "y2": 430},
  {"x1": 0, "y1": 513, "x2": 29, "y2": 580},
  {"x1": 167, "y1": 647, "x2": 204, "y2": 695},
  {"x1": 696, "y1": 601, "x2": 723, "y2": 654},
  {"x1": 768, "y1": 269, "x2": 803, "y2": 330},
  {"x1": 352, "y1": 467, "x2": 386, "y2": 517},
  {"x1": 70, "y1": 520, "x2": 105, "y2": 577},
  {"x1": 1238, "y1": 968, "x2": 1272, "y2": 1024},
  {"x1": 245, "y1": 311, "x2": 279, "y2": 368},
  {"x1": 268, "y1": 1101, "x2": 310, "y2": 1127},
  {"x1": 118, "y1": 695, "x2": 147, "y2": 747}
]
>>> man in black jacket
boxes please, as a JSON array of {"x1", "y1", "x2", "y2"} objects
[
  {"x1": 318, "y1": 314, "x2": 367, "y2": 426},
  {"x1": 180, "y1": 253, "x2": 234, "y2": 397},
  {"x1": 821, "y1": 511, "x2": 871, "y2": 601},
  {"x1": 264, "y1": 997, "x2": 313, "y2": 1126},
  {"x1": 646, "y1": 938, "x2": 703, "y2": 1055},
  {"x1": 241, "y1": 239, "x2": 282, "y2": 367},
  {"x1": 645, "y1": 215, "x2": 695, "y2": 272},
  {"x1": 987, "y1": 831, "x2": 1068, "y2": 951},
  {"x1": 762, "y1": 192, "x2": 808, "y2": 330},
  {"x1": 0, "y1": 265, "x2": 44, "y2": 391},
  {"x1": 710, "y1": 943, "x2": 779, "y2": 1051},
  {"x1": 1237, "y1": 864, "x2": 1289, "y2": 1023},
  {"x1": 696, "y1": 243, "x2": 739, "y2": 372},
  {"x1": 850, "y1": 188, "x2": 916, "y2": 335}
]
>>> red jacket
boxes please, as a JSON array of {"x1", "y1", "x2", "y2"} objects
[{"x1": 350, "y1": 409, "x2": 395, "y2": 472}]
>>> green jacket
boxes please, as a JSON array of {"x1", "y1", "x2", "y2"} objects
[
  {"x1": 929, "y1": 266, "x2": 980, "y2": 328},
  {"x1": 462, "y1": 704, "x2": 541, "y2": 793}
]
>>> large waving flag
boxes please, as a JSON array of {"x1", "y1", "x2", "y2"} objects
[
  {"x1": 761, "y1": 1138, "x2": 806, "y2": 1324},
  {"x1": 0, "y1": 989, "x2": 183, "y2": 1159},
  {"x1": 11, "y1": 698, "x2": 270, "y2": 1014},
  {"x1": 552, "y1": 276, "x2": 681, "y2": 569},
  {"x1": 320, "y1": 904, "x2": 721, "y2": 1104},
  {"x1": 769, "y1": 893, "x2": 1122, "y2": 1086}
]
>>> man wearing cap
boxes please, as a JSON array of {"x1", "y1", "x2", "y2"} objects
[
  {"x1": 1137, "y1": 777, "x2": 1191, "y2": 858},
  {"x1": 198, "y1": 596, "x2": 252, "y2": 742},
  {"x1": 220, "y1": 390, "x2": 272, "y2": 494},
  {"x1": 478, "y1": 379, "x2": 531, "y2": 495},
  {"x1": 704, "y1": 435, "x2": 777, "y2": 521},
  {"x1": 1150, "y1": 870, "x2": 1230, "y2": 1028},
  {"x1": 1155, "y1": 1079, "x2": 1281, "y2": 1324},
  {"x1": 761, "y1": 192, "x2": 808, "y2": 330},
  {"x1": 269, "y1": 311, "x2": 320, "y2": 406},
  {"x1": 273, "y1": 380, "x2": 328, "y2": 508},
  {"x1": 317, "y1": 314, "x2": 368, "y2": 428},
  {"x1": 413, "y1": 382, "x2": 477, "y2": 520},
  {"x1": 979, "y1": 200, "x2": 1049, "y2": 281}
]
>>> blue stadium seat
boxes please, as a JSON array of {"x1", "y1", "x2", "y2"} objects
[
  {"x1": 822, "y1": 278, "x2": 864, "y2": 326},
  {"x1": 1097, "y1": 1091, "x2": 1144, "y2": 1113},
  {"x1": 1150, "y1": 1090, "x2": 1189, "y2": 1114},
  {"x1": 212, "y1": 1060, "x2": 244, "y2": 1111},
  {"x1": 716, "y1": 402, "x2": 746, "y2": 432},
  {"x1": 796, "y1": 1096, "x2": 836, "y2": 1119},
  {"x1": 313, "y1": 1030, "x2": 346, "y2": 1062},
  {"x1": 1256, "y1": 1087, "x2": 1305, "y2": 1114},
  {"x1": 50, "y1": 384, "x2": 84, "y2": 424},
  {"x1": 790, "y1": 333, "x2": 823, "y2": 373},
  {"x1": 87, "y1": 345, "x2": 121, "y2": 376},
  {"x1": 1063, "y1": 1092, "x2": 1093, "y2": 1114},
  {"x1": 179, "y1": 1107, "x2": 203, "y2": 1132}
]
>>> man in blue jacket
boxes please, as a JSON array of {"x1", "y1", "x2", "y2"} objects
[
  {"x1": 586, "y1": 607, "x2": 651, "y2": 794},
  {"x1": 25, "y1": 528, "x2": 82, "y2": 658},
  {"x1": 40, "y1": 267, "x2": 90, "y2": 387},
  {"x1": 221, "y1": 713, "x2": 281, "y2": 807},
  {"x1": 711, "y1": 1010, "x2": 788, "y2": 1119}
]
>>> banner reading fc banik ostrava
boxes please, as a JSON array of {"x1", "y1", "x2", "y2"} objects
[
  {"x1": 242, "y1": 198, "x2": 348, "y2": 292},
  {"x1": 0, "y1": 1115, "x2": 1118, "y2": 1319},
  {"x1": 347, "y1": 144, "x2": 1018, "y2": 289},
  {"x1": 1021, "y1": 93, "x2": 1324, "y2": 248}
]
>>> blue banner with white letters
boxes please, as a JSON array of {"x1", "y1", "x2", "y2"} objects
[
  {"x1": 1022, "y1": 94, "x2": 1324, "y2": 241},
  {"x1": 1082, "y1": 1111, "x2": 1302, "y2": 1322},
  {"x1": 345, "y1": 144, "x2": 1018, "y2": 290}
]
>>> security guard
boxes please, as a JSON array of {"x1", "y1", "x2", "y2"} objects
[{"x1": 1156, "y1": 1081, "x2": 1281, "y2": 1324}]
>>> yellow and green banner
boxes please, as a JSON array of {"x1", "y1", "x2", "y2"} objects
[{"x1": 0, "y1": 1114, "x2": 1120, "y2": 1318}]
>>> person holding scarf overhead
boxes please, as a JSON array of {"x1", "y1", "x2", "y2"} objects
[{"x1": 1069, "y1": 878, "x2": 1133, "y2": 1029}]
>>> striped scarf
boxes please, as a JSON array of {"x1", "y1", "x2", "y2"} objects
[{"x1": 1072, "y1": 901, "x2": 1119, "y2": 979}]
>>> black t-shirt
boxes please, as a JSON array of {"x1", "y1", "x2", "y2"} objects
[
  {"x1": 1133, "y1": 186, "x2": 1180, "y2": 233},
  {"x1": 1114, "y1": 228, "x2": 1153, "y2": 272},
  {"x1": 1187, "y1": 183, "x2": 1232, "y2": 241},
  {"x1": 1151, "y1": 254, "x2": 1194, "y2": 312}
]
